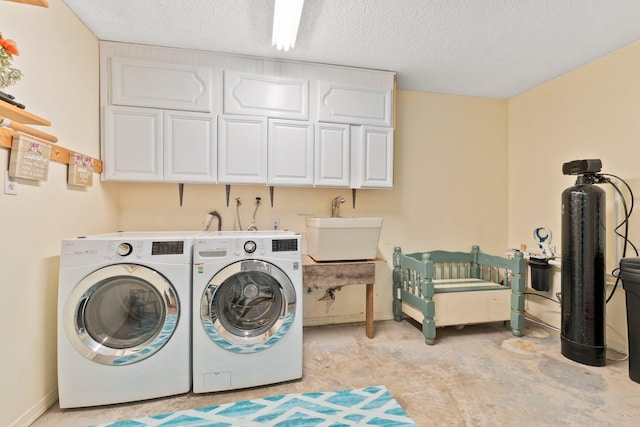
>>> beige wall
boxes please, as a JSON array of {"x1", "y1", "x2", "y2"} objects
[
  {"x1": 508, "y1": 40, "x2": 640, "y2": 352},
  {"x1": 0, "y1": 1, "x2": 119, "y2": 426}
]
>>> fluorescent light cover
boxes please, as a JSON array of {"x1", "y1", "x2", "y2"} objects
[{"x1": 272, "y1": 0, "x2": 304, "y2": 51}]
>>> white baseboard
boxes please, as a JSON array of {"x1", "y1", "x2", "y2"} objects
[{"x1": 10, "y1": 389, "x2": 58, "y2": 427}]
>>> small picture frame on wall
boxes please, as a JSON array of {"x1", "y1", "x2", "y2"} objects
[
  {"x1": 68, "y1": 152, "x2": 94, "y2": 187},
  {"x1": 8, "y1": 135, "x2": 51, "y2": 181}
]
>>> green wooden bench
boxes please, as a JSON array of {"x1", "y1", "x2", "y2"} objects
[{"x1": 392, "y1": 245, "x2": 525, "y2": 345}]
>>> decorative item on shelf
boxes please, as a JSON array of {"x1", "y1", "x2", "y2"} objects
[
  {"x1": 0, "y1": 33, "x2": 22, "y2": 90},
  {"x1": 9, "y1": 135, "x2": 51, "y2": 181},
  {"x1": 67, "y1": 152, "x2": 94, "y2": 187},
  {"x1": 0, "y1": 89, "x2": 24, "y2": 109}
]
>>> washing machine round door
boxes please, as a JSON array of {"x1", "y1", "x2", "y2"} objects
[
  {"x1": 201, "y1": 259, "x2": 296, "y2": 353},
  {"x1": 63, "y1": 263, "x2": 179, "y2": 365}
]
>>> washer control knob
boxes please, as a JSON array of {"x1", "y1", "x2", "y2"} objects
[
  {"x1": 116, "y1": 243, "x2": 133, "y2": 257},
  {"x1": 244, "y1": 240, "x2": 257, "y2": 254}
]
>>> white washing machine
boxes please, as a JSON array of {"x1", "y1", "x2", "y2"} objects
[
  {"x1": 57, "y1": 231, "x2": 201, "y2": 408},
  {"x1": 192, "y1": 231, "x2": 302, "y2": 393}
]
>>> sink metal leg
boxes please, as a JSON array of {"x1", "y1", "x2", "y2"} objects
[{"x1": 366, "y1": 283, "x2": 374, "y2": 338}]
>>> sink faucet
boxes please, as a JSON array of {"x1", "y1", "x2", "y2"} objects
[
  {"x1": 331, "y1": 196, "x2": 345, "y2": 217},
  {"x1": 203, "y1": 210, "x2": 222, "y2": 231}
]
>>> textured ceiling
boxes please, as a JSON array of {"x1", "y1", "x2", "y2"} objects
[{"x1": 63, "y1": 0, "x2": 640, "y2": 99}]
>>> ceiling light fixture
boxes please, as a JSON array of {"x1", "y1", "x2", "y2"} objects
[{"x1": 272, "y1": 0, "x2": 304, "y2": 51}]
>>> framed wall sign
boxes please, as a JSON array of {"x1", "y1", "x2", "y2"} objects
[
  {"x1": 68, "y1": 152, "x2": 94, "y2": 187},
  {"x1": 8, "y1": 135, "x2": 51, "y2": 181}
]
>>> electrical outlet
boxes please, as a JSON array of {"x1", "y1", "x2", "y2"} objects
[
  {"x1": 4, "y1": 171, "x2": 17, "y2": 195},
  {"x1": 272, "y1": 218, "x2": 280, "y2": 230}
]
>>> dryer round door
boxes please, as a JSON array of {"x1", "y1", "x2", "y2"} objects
[
  {"x1": 63, "y1": 263, "x2": 179, "y2": 365},
  {"x1": 201, "y1": 259, "x2": 296, "y2": 353}
]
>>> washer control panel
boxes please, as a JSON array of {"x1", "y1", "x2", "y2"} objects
[
  {"x1": 237, "y1": 238, "x2": 263, "y2": 256},
  {"x1": 194, "y1": 233, "x2": 301, "y2": 261},
  {"x1": 243, "y1": 240, "x2": 257, "y2": 254}
]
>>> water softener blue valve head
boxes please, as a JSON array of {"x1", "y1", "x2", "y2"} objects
[
  {"x1": 533, "y1": 227, "x2": 553, "y2": 257},
  {"x1": 534, "y1": 227, "x2": 550, "y2": 244}
]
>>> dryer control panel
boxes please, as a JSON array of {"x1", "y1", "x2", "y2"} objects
[
  {"x1": 107, "y1": 240, "x2": 144, "y2": 259},
  {"x1": 151, "y1": 241, "x2": 185, "y2": 255},
  {"x1": 60, "y1": 232, "x2": 196, "y2": 267}
]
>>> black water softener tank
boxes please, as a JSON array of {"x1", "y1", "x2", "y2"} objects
[{"x1": 561, "y1": 159, "x2": 606, "y2": 366}]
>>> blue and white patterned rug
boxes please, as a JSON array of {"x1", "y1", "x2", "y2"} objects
[{"x1": 92, "y1": 385, "x2": 416, "y2": 426}]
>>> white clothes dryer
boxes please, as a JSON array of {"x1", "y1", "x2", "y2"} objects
[
  {"x1": 57, "y1": 231, "x2": 201, "y2": 408},
  {"x1": 192, "y1": 231, "x2": 302, "y2": 393}
]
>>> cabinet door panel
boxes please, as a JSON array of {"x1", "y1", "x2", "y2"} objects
[
  {"x1": 224, "y1": 71, "x2": 308, "y2": 120},
  {"x1": 351, "y1": 125, "x2": 394, "y2": 188},
  {"x1": 111, "y1": 57, "x2": 211, "y2": 112},
  {"x1": 318, "y1": 81, "x2": 392, "y2": 127},
  {"x1": 103, "y1": 106, "x2": 162, "y2": 181},
  {"x1": 268, "y1": 119, "x2": 313, "y2": 186},
  {"x1": 218, "y1": 116, "x2": 267, "y2": 184},
  {"x1": 164, "y1": 112, "x2": 216, "y2": 183},
  {"x1": 315, "y1": 123, "x2": 350, "y2": 187}
]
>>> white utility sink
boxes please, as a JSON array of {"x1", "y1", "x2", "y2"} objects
[{"x1": 305, "y1": 217, "x2": 383, "y2": 261}]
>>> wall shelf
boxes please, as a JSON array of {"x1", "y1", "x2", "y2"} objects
[
  {"x1": 5, "y1": 0, "x2": 49, "y2": 7},
  {"x1": 0, "y1": 100, "x2": 103, "y2": 173},
  {"x1": 0, "y1": 100, "x2": 50, "y2": 125}
]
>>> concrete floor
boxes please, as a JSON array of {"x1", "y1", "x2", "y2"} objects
[{"x1": 32, "y1": 319, "x2": 640, "y2": 426}]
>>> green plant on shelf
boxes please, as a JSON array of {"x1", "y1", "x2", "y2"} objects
[{"x1": 0, "y1": 32, "x2": 22, "y2": 90}]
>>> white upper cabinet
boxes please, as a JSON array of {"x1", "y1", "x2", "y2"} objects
[
  {"x1": 100, "y1": 42, "x2": 395, "y2": 187},
  {"x1": 103, "y1": 106, "x2": 216, "y2": 183},
  {"x1": 268, "y1": 119, "x2": 314, "y2": 186},
  {"x1": 218, "y1": 115, "x2": 268, "y2": 184},
  {"x1": 315, "y1": 123, "x2": 350, "y2": 187},
  {"x1": 110, "y1": 57, "x2": 211, "y2": 112},
  {"x1": 164, "y1": 111, "x2": 217, "y2": 183},
  {"x1": 103, "y1": 106, "x2": 163, "y2": 181},
  {"x1": 351, "y1": 125, "x2": 394, "y2": 189},
  {"x1": 317, "y1": 81, "x2": 392, "y2": 127},
  {"x1": 224, "y1": 71, "x2": 308, "y2": 120}
]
